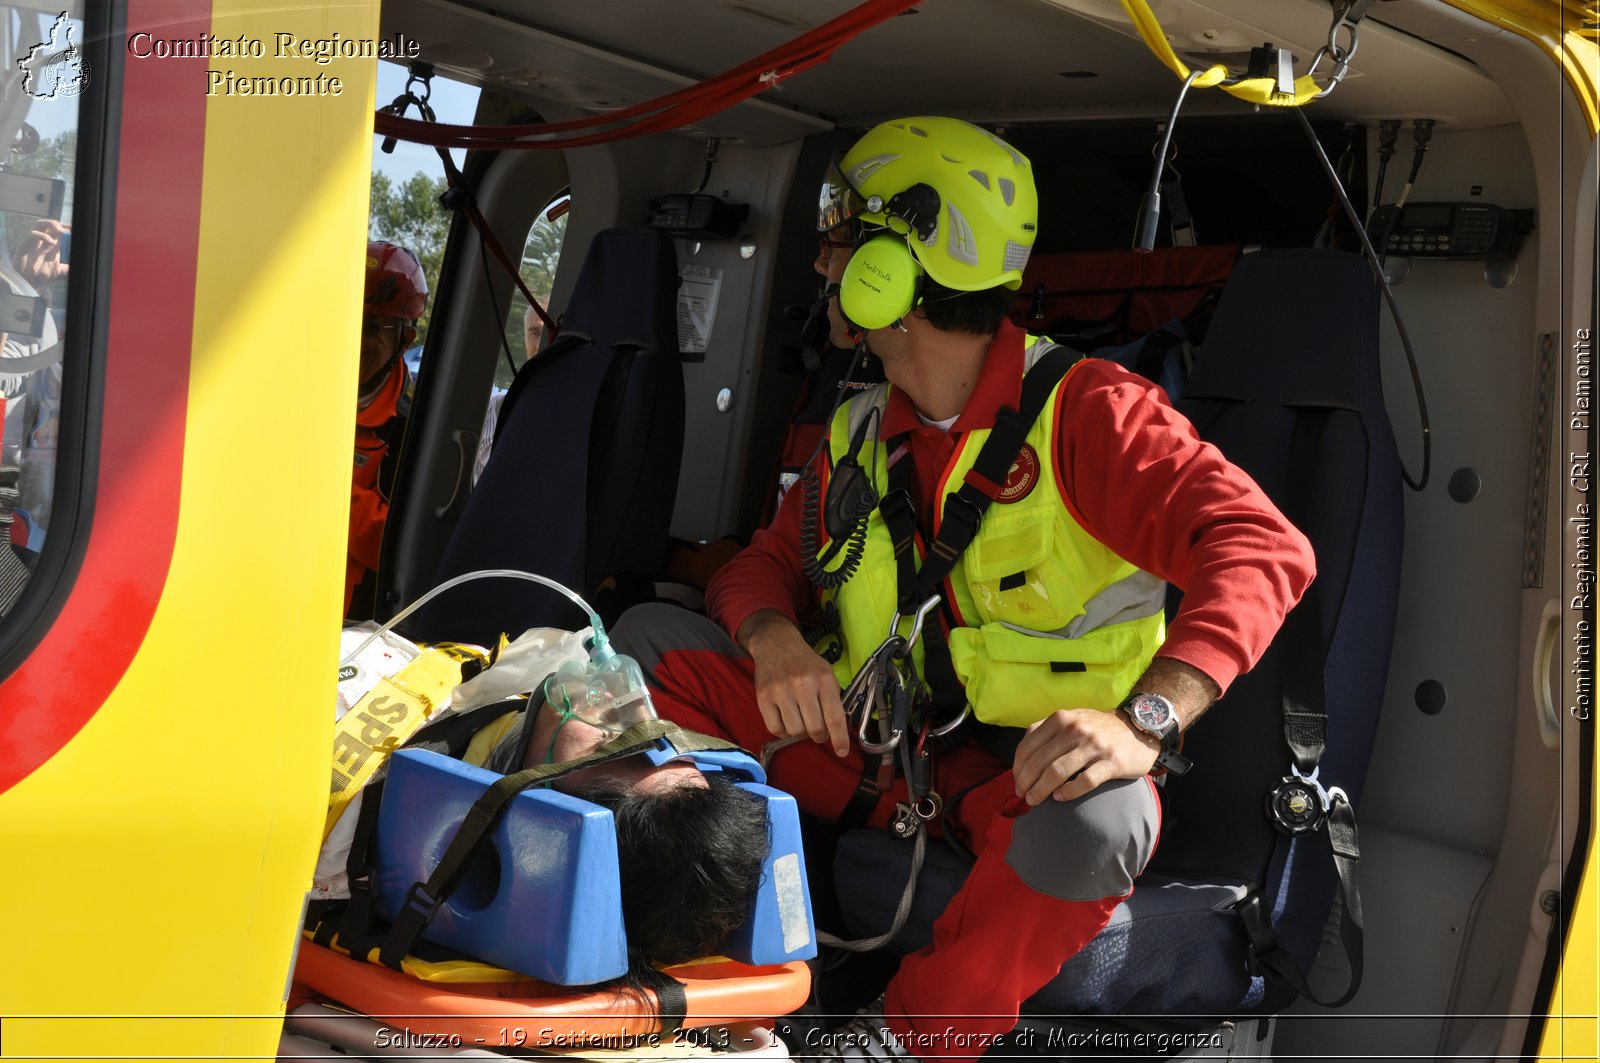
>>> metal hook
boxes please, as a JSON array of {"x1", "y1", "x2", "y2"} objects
[
  {"x1": 889, "y1": 595, "x2": 941, "y2": 652},
  {"x1": 857, "y1": 665, "x2": 905, "y2": 754},
  {"x1": 1308, "y1": 4, "x2": 1362, "y2": 99},
  {"x1": 929, "y1": 702, "x2": 971, "y2": 738},
  {"x1": 404, "y1": 61, "x2": 435, "y2": 104}
]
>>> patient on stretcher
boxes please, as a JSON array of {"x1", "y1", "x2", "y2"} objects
[
  {"x1": 467, "y1": 678, "x2": 773, "y2": 975},
  {"x1": 318, "y1": 623, "x2": 791, "y2": 990}
]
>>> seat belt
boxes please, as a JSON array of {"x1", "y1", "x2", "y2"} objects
[{"x1": 1237, "y1": 408, "x2": 1366, "y2": 1008}]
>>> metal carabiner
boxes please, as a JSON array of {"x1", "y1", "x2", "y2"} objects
[
  {"x1": 858, "y1": 665, "x2": 906, "y2": 754},
  {"x1": 888, "y1": 595, "x2": 941, "y2": 655},
  {"x1": 1308, "y1": 10, "x2": 1361, "y2": 99},
  {"x1": 840, "y1": 650, "x2": 878, "y2": 718},
  {"x1": 929, "y1": 701, "x2": 971, "y2": 738}
]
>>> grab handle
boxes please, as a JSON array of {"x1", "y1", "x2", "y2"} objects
[
  {"x1": 433, "y1": 428, "x2": 477, "y2": 519},
  {"x1": 1532, "y1": 598, "x2": 1563, "y2": 752}
]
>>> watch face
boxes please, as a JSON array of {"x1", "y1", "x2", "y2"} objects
[{"x1": 1129, "y1": 694, "x2": 1173, "y2": 731}]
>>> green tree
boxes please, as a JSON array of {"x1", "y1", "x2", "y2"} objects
[
  {"x1": 520, "y1": 211, "x2": 566, "y2": 297},
  {"x1": 368, "y1": 170, "x2": 451, "y2": 339},
  {"x1": 9, "y1": 128, "x2": 75, "y2": 185},
  {"x1": 495, "y1": 210, "x2": 567, "y2": 387},
  {"x1": 368, "y1": 170, "x2": 568, "y2": 384}
]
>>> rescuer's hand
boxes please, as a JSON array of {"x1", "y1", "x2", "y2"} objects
[
  {"x1": 738, "y1": 609, "x2": 851, "y2": 758},
  {"x1": 16, "y1": 220, "x2": 69, "y2": 288},
  {"x1": 1012, "y1": 708, "x2": 1159, "y2": 805}
]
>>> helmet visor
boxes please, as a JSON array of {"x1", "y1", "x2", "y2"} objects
[{"x1": 818, "y1": 154, "x2": 868, "y2": 233}]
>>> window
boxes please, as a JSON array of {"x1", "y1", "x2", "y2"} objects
[
  {"x1": 498, "y1": 192, "x2": 568, "y2": 385},
  {"x1": 471, "y1": 192, "x2": 569, "y2": 488},
  {"x1": 369, "y1": 60, "x2": 481, "y2": 359},
  {"x1": 0, "y1": 5, "x2": 89, "y2": 623}
]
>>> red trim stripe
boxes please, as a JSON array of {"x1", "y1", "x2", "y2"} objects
[{"x1": 0, "y1": 0, "x2": 208, "y2": 793}]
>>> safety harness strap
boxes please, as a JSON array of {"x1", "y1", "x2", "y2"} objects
[
  {"x1": 878, "y1": 344, "x2": 1085, "y2": 716},
  {"x1": 378, "y1": 719, "x2": 743, "y2": 970},
  {"x1": 1244, "y1": 408, "x2": 1366, "y2": 1007},
  {"x1": 1240, "y1": 796, "x2": 1363, "y2": 1007}
]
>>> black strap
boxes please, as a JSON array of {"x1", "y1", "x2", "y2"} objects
[
  {"x1": 1240, "y1": 794, "x2": 1364, "y2": 1008},
  {"x1": 912, "y1": 344, "x2": 1084, "y2": 606},
  {"x1": 1278, "y1": 410, "x2": 1331, "y2": 772},
  {"x1": 333, "y1": 813, "x2": 384, "y2": 956},
  {"x1": 655, "y1": 977, "x2": 689, "y2": 1034},
  {"x1": 1245, "y1": 408, "x2": 1366, "y2": 1007},
  {"x1": 876, "y1": 343, "x2": 1085, "y2": 716},
  {"x1": 378, "y1": 720, "x2": 743, "y2": 970},
  {"x1": 836, "y1": 758, "x2": 884, "y2": 831},
  {"x1": 307, "y1": 696, "x2": 545, "y2": 959}
]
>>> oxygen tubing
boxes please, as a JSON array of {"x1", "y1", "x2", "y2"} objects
[{"x1": 340, "y1": 569, "x2": 609, "y2": 667}]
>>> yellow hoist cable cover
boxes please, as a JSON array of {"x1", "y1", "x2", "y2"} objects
[{"x1": 1118, "y1": 0, "x2": 1327, "y2": 106}]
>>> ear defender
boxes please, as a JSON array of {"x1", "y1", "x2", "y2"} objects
[{"x1": 838, "y1": 235, "x2": 923, "y2": 332}]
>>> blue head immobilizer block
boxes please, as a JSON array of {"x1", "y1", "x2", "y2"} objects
[{"x1": 375, "y1": 743, "x2": 816, "y2": 985}]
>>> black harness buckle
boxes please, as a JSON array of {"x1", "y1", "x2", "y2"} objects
[
  {"x1": 1266, "y1": 765, "x2": 1346, "y2": 836},
  {"x1": 1236, "y1": 893, "x2": 1279, "y2": 977},
  {"x1": 399, "y1": 881, "x2": 442, "y2": 922}
]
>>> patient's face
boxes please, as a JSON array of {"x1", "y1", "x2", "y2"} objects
[{"x1": 523, "y1": 702, "x2": 708, "y2": 795}]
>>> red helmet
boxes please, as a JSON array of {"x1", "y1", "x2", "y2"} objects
[{"x1": 364, "y1": 240, "x2": 427, "y2": 320}]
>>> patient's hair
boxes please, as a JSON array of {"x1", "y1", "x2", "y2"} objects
[{"x1": 565, "y1": 772, "x2": 769, "y2": 973}]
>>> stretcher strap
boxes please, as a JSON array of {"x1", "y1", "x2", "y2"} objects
[{"x1": 655, "y1": 978, "x2": 689, "y2": 1034}]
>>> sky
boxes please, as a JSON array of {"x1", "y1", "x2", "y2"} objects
[
  {"x1": 372, "y1": 61, "x2": 482, "y2": 185},
  {"x1": 16, "y1": 13, "x2": 81, "y2": 143}
]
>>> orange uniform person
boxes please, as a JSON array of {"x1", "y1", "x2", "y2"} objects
[{"x1": 347, "y1": 241, "x2": 426, "y2": 618}]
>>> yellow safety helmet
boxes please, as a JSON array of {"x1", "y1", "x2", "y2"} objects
[{"x1": 818, "y1": 116, "x2": 1038, "y2": 294}]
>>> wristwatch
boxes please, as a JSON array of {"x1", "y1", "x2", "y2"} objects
[{"x1": 1117, "y1": 691, "x2": 1193, "y2": 775}]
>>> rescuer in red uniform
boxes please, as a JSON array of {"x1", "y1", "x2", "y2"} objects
[{"x1": 347, "y1": 241, "x2": 425, "y2": 618}]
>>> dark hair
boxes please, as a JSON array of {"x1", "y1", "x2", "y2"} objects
[
  {"x1": 564, "y1": 772, "x2": 770, "y2": 975},
  {"x1": 918, "y1": 278, "x2": 1012, "y2": 335}
]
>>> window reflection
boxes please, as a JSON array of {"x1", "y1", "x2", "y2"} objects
[{"x1": 0, "y1": 6, "x2": 82, "y2": 617}]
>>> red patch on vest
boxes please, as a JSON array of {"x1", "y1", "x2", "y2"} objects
[{"x1": 997, "y1": 444, "x2": 1040, "y2": 503}]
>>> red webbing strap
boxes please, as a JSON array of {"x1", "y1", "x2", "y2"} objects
[
  {"x1": 372, "y1": 0, "x2": 919, "y2": 151},
  {"x1": 444, "y1": 159, "x2": 559, "y2": 339}
]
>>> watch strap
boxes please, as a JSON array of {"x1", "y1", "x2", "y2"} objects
[{"x1": 1120, "y1": 692, "x2": 1193, "y2": 776}]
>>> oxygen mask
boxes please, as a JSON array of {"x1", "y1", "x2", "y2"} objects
[{"x1": 542, "y1": 640, "x2": 658, "y2": 733}]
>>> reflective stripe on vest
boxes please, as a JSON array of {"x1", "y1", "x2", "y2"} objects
[{"x1": 816, "y1": 335, "x2": 1165, "y2": 727}]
